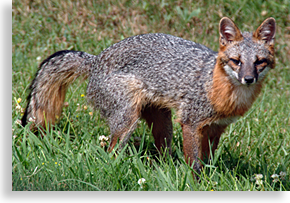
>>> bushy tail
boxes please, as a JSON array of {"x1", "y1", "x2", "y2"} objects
[{"x1": 21, "y1": 50, "x2": 96, "y2": 129}]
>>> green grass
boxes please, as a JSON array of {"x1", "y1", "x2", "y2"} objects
[{"x1": 12, "y1": 0, "x2": 290, "y2": 191}]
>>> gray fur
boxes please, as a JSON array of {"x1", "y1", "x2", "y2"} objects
[{"x1": 87, "y1": 33, "x2": 217, "y2": 128}]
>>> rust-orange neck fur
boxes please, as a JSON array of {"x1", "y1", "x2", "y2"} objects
[{"x1": 209, "y1": 57, "x2": 263, "y2": 117}]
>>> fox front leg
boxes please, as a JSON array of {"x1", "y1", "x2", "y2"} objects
[{"x1": 181, "y1": 123, "x2": 203, "y2": 174}]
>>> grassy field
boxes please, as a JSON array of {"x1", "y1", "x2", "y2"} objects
[{"x1": 12, "y1": 0, "x2": 290, "y2": 191}]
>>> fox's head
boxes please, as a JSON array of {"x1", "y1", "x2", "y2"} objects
[{"x1": 218, "y1": 17, "x2": 276, "y2": 86}]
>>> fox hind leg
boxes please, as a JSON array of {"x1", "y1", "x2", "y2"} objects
[
  {"x1": 87, "y1": 73, "x2": 145, "y2": 151},
  {"x1": 141, "y1": 105, "x2": 173, "y2": 154},
  {"x1": 108, "y1": 108, "x2": 140, "y2": 151}
]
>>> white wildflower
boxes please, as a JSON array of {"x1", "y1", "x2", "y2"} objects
[
  {"x1": 138, "y1": 178, "x2": 146, "y2": 189},
  {"x1": 271, "y1": 174, "x2": 279, "y2": 183},
  {"x1": 254, "y1": 174, "x2": 263, "y2": 186},
  {"x1": 16, "y1": 105, "x2": 21, "y2": 110},
  {"x1": 279, "y1": 171, "x2": 286, "y2": 180},
  {"x1": 99, "y1": 135, "x2": 109, "y2": 142},
  {"x1": 15, "y1": 119, "x2": 22, "y2": 125},
  {"x1": 99, "y1": 135, "x2": 109, "y2": 147},
  {"x1": 255, "y1": 174, "x2": 263, "y2": 179},
  {"x1": 28, "y1": 117, "x2": 36, "y2": 123}
]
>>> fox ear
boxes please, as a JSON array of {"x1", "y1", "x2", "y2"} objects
[
  {"x1": 219, "y1": 17, "x2": 243, "y2": 46},
  {"x1": 253, "y1": 17, "x2": 276, "y2": 45}
]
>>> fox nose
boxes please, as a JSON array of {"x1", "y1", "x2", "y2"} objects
[{"x1": 244, "y1": 76, "x2": 255, "y2": 84}]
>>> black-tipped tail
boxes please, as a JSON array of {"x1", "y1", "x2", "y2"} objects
[{"x1": 21, "y1": 50, "x2": 96, "y2": 129}]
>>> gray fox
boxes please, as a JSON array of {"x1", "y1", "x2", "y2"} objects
[{"x1": 22, "y1": 17, "x2": 276, "y2": 172}]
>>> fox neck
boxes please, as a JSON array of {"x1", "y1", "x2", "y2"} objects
[{"x1": 209, "y1": 56, "x2": 263, "y2": 117}]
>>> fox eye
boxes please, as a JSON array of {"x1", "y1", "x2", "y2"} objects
[
  {"x1": 255, "y1": 59, "x2": 267, "y2": 66},
  {"x1": 230, "y1": 58, "x2": 241, "y2": 66}
]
